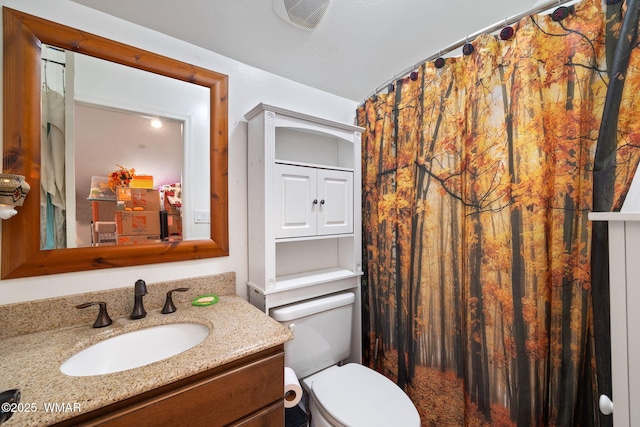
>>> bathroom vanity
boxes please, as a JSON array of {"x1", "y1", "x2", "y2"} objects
[
  {"x1": 52, "y1": 346, "x2": 284, "y2": 426},
  {"x1": 0, "y1": 276, "x2": 293, "y2": 427}
]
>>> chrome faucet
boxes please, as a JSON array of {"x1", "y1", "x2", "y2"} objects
[{"x1": 130, "y1": 279, "x2": 148, "y2": 319}]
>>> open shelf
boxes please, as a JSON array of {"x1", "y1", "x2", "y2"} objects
[
  {"x1": 274, "y1": 127, "x2": 354, "y2": 170},
  {"x1": 275, "y1": 237, "x2": 355, "y2": 279},
  {"x1": 276, "y1": 267, "x2": 360, "y2": 290}
]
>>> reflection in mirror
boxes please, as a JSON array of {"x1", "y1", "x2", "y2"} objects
[
  {"x1": 40, "y1": 45, "x2": 211, "y2": 249},
  {"x1": 74, "y1": 106, "x2": 183, "y2": 248},
  {"x1": 2, "y1": 8, "x2": 229, "y2": 279}
]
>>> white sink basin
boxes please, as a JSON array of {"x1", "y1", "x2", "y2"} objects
[{"x1": 60, "y1": 323, "x2": 209, "y2": 376}]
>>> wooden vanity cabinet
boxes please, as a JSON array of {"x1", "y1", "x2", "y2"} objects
[{"x1": 53, "y1": 345, "x2": 285, "y2": 427}]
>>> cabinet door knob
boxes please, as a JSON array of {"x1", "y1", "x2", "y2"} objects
[
  {"x1": 599, "y1": 394, "x2": 613, "y2": 415},
  {"x1": 313, "y1": 199, "x2": 318, "y2": 205},
  {"x1": 320, "y1": 199, "x2": 325, "y2": 204}
]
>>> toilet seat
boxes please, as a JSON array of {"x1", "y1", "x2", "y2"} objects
[{"x1": 306, "y1": 363, "x2": 420, "y2": 427}]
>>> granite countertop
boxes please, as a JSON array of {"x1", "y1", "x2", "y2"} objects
[{"x1": 0, "y1": 296, "x2": 293, "y2": 426}]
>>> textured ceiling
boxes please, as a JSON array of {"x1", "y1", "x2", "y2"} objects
[{"x1": 72, "y1": 0, "x2": 541, "y2": 101}]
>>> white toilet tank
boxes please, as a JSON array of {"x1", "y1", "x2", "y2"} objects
[{"x1": 271, "y1": 292, "x2": 355, "y2": 379}]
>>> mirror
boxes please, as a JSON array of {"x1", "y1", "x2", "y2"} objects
[
  {"x1": 42, "y1": 44, "x2": 211, "y2": 248},
  {"x1": 2, "y1": 8, "x2": 229, "y2": 279}
]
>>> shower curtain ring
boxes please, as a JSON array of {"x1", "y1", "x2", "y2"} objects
[
  {"x1": 463, "y1": 36, "x2": 474, "y2": 56},
  {"x1": 388, "y1": 76, "x2": 396, "y2": 92},
  {"x1": 500, "y1": 17, "x2": 515, "y2": 40},
  {"x1": 434, "y1": 51, "x2": 445, "y2": 68},
  {"x1": 552, "y1": 1, "x2": 570, "y2": 21},
  {"x1": 410, "y1": 65, "x2": 419, "y2": 81}
]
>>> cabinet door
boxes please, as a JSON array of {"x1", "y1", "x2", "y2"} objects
[
  {"x1": 230, "y1": 401, "x2": 284, "y2": 426},
  {"x1": 317, "y1": 169, "x2": 353, "y2": 235},
  {"x1": 274, "y1": 164, "x2": 317, "y2": 238},
  {"x1": 58, "y1": 348, "x2": 285, "y2": 427}
]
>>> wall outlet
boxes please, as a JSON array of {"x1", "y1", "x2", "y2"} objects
[{"x1": 194, "y1": 210, "x2": 210, "y2": 224}]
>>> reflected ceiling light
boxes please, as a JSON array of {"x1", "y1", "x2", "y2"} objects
[
  {"x1": 274, "y1": 0, "x2": 332, "y2": 30},
  {"x1": 0, "y1": 174, "x2": 30, "y2": 220},
  {"x1": 150, "y1": 118, "x2": 164, "y2": 129}
]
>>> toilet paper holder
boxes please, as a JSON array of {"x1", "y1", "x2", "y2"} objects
[{"x1": 284, "y1": 367, "x2": 303, "y2": 408}]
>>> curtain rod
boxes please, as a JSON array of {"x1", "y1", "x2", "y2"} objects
[
  {"x1": 41, "y1": 57, "x2": 66, "y2": 67},
  {"x1": 368, "y1": 0, "x2": 579, "y2": 99}
]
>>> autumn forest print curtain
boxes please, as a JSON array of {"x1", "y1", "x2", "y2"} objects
[{"x1": 357, "y1": 0, "x2": 640, "y2": 425}]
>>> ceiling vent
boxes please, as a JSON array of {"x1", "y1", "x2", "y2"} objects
[{"x1": 273, "y1": 0, "x2": 332, "y2": 30}]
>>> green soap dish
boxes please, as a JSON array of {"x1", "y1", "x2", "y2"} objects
[{"x1": 191, "y1": 294, "x2": 219, "y2": 306}]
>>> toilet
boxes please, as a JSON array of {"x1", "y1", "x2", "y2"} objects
[{"x1": 271, "y1": 292, "x2": 420, "y2": 427}]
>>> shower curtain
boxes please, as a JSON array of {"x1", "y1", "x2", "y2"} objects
[{"x1": 357, "y1": 0, "x2": 640, "y2": 425}]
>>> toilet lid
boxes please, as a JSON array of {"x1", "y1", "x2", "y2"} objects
[{"x1": 310, "y1": 363, "x2": 420, "y2": 427}]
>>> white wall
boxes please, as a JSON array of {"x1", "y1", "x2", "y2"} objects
[
  {"x1": 0, "y1": 0, "x2": 358, "y2": 304},
  {"x1": 622, "y1": 173, "x2": 640, "y2": 212}
]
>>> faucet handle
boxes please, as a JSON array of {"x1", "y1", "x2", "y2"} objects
[
  {"x1": 76, "y1": 301, "x2": 113, "y2": 328},
  {"x1": 162, "y1": 288, "x2": 190, "y2": 314}
]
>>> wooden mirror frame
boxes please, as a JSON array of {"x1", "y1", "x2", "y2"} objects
[{"x1": 2, "y1": 8, "x2": 229, "y2": 279}]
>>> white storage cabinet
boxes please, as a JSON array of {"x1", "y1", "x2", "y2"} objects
[{"x1": 245, "y1": 104, "x2": 363, "y2": 366}]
